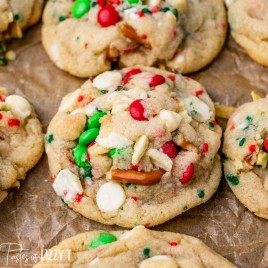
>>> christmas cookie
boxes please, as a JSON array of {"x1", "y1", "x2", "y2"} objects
[
  {"x1": 223, "y1": 97, "x2": 268, "y2": 219},
  {"x1": 166, "y1": 0, "x2": 227, "y2": 74},
  {"x1": 226, "y1": 0, "x2": 268, "y2": 67},
  {"x1": 0, "y1": 87, "x2": 44, "y2": 203},
  {"x1": 42, "y1": 0, "x2": 183, "y2": 77},
  {"x1": 0, "y1": 0, "x2": 44, "y2": 64},
  {"x1": 34, "y1": 226, "x2": 236, "y2": 267},
  {"x1": 46, "y1": 66, "x2": 222, "y2": 227}
]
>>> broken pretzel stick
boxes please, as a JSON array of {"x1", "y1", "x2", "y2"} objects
[
  {"x1": 121, "y1": 24, "x2": 151, "y2": 48},
  {"x1": 111, "y1": 169, "x2": 165, "y2": 185},
  {"x1": 215, "y1": 104, "x2": 236, "y2": 119}
]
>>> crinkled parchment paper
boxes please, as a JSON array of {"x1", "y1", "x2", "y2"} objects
[{"x1": 0, "y1": 23, "x2": 268, "y2": 268}]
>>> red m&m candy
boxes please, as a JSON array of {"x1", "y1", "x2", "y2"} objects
[
  {"x1": 123, "y1": 68, "x2": 142, "y2": 84},
  {"x1": 149, "y1": 74, "x2": 165, "y2": 87},
  {"x1": 161, "y1": 141, "x2": 178, "y2": 159},
  {"x1": 129, "y1": 99, "x2": 148, "y2": 121},
  {"x1": 97, "y1": 6, "x2": 120, "y2": 27}
]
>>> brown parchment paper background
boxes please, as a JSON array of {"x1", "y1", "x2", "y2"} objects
[{"x1": 0, "y1": 22, "x2": 268, "y2": 268}]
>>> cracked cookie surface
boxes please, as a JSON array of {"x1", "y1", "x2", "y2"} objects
[{"x1": 46, "y1": 66, "x2": 222, "y2": 227}]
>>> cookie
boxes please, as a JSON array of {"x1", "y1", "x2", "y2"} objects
[
  {"x1": 166, "y1": 0, "x2": 227, "y2": 74},
  {"x1": 223, "y1": 97, "x2": 268, "y2": 219},
  {"x1": 42, "y1": 0, "x2": 183, "y2": 77},
  {"x1": 0, "y1": 87, "x2": 44, "y2": 203},
  {"x1": 46, "y1": 66, "x2": 222, "y2": 227},
  {"x1": 0, "y1": 0, "x2": 44, "y2": 62},
  {"x1": 34, "y1": 225, "x2": 236, "y2": 267},
  {"x1": 226, "y1": 0, "x2": 268, "y2": 67}
]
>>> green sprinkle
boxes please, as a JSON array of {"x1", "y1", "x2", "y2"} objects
[
  {"x1": 246, "y1": 116, "x2": 253, "y2": 122},
  {"x1": 46, "y1": 134, "x2": 54, "y2": 143},
  {"x1": 91, "y1": 1, "x2": 97, "y2": 7},
  {"x1": 239, "y1": 137, "x2": 246, "y2": 147},
  {"x1": 0, "y1": 56, "x2": 8, "y2": 66},
  {"x1": 125, "y1": 183, "x2": 131, "y2": 188},
  {"x1": 183, "y1": 205, "x2": 188, "y2": 211},
  {"x1": 197, "y1": 189, "x2": 205, "y2": 198},
  {"x1": 76, "y1": 36, "x2": 80, "y2": 41},
  {"x1": 59, "y1": 16, "x2": 66, "y2": 21},
  {"x1": 141, "y1": 8, "x2": 151, "y2": 14},
  {"x1": 191, "y1": 110, "x2": 197, "y2": 115},
  {"x1": 89, "y1": 233, "x2": 117, "y2": 249},
  {"x1": 14, "y1": 14, "x2": 20, "y2": 21},
  {"x1": 226, "y1": 175, "x2": 239, "y2": 186},
  {"x1": 109, "y1": 148, "x2": 117, "y2": 158},
  {"x1": 60, "y1": 198, "x2": 68, "y2": 206},
  {"x1": 243, "y1": 126, "x2": 249, "y2": 131},
  {"x1": 143, "y1": 248, "x2": 150, "y2": 258},
  {"x1": 0, "y1": 42, "x2": 7, "y2": 53},
  {"x1": 209, "y1": 122, "x2": 215, "y2": 128},
  {"x1": 171, "y1": 8, "x2": 178, "y2": 19},
  {"x1": 161, "y1": 7, "x2": 170, "y2": 12},
  {"x1": 81, "y1": 168, "x2": 92, "y2": 179}
]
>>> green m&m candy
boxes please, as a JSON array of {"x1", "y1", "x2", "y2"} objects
[
  {"x1": 72, "y1": 0, "x2": 91, "y2": 19},
  {"x1": 79, "y1": 128, "x2": 99, "y2": 146},
  {"x1": 127, "y1": 0, "x2": 140, "y2": 4},
  {"x1": 72, "y1": 144, "x2": 91, "y2": 168},
  {"x1": 87, "y1": 111, "x2": 106, "y2": 129},
  {"x1": 89, "y1": 233, "x2": 117, "y2": 249}
]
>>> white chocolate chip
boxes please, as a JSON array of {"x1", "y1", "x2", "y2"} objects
[
  {"x1": 140, "y1": 255, "x2": 178, "y2": 268},
  {"x1": 96, "y1": 182, "x2": 126, "y2": 212},
  {"x1": 112, "y1": 102, "x2": 130, "y2": 114},
  {"x1": 93, "y1": 71, "x2": 122, "y2": 90},
  {"x1": 84, "y1": 104, "x2": 97, "y2": 116},
  {"x1": 183, "y1": 96, "x2": 210, "y2": 123},
  {"x1": 159, "y1": 109, "x2": 181, "y2": 132},
  {"x1": 126, "y1": 87, "x2": 147, "y2": 100},
  {"x1": 148, "y1": 149, "x2": 173, "y2": 171},
  {"x1": 225, "y1": 0, "x2": 234, "y2": 7},
  {"x1": 52, "y1": 169, "x2": 83, "y2": 202},
  {"x1": 59, "y1": 88, "x2": 82, "y2": 112},
  {"x1": 132, "y1": 135, "x2": 149, "y2": 165},
  {"x1": 96, "y1": 132, "x2": 133, "y2": 149},
  {"x1": 5, "y1": 95, "x2": 32, "y2": 120}
]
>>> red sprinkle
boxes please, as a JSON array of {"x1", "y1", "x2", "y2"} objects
[
  {"x1": 69, "y1": 158, "x2": 75, "y2": 165},
  {"x1": 149, "y1": 75, "x2": 165, "y2": 87},
  {"x1": 137, "y1": 11, "x2": 145, "y2": 17},
  {"x1": 75, "y1": 193, "x2": 83, "y2": 203},
  {"x1": 131, "y1": 196, "x2": 138, "y2": 201},
  {"x1": 249, "y1": 145, "x2": 256, "y2": 152},
  {"x1": 264, "y1": 139, "x2": 268, "y2": 151},
  {"x1": 220, "y1": 22, "x2": 227, "y2": 30},
  {"x1": 168, "y1": 74, "x2": 176, "y2": 81},
  {"x1": 0, "y1": 113, "x2": 2, "y2": 120},
  {"x1": 123, "y1": 68, "x2": 142, "y2": 84},
  {"x1": 77, "y1": 95, "x2": 84, "y2": 103},
  {"x1": 131, "y1": 164, "x2": 139, "y2": 170},
  {"x1": 169, "y1": 242, "x2": 178, "y2": 246},
  {"x1": 212, "y1": 119, "x2": 217, "y2": 126},
  {"x1": 50, "y1": 175, "x2": 55, "y2": 181},
  {"x1": 8, "y1": 118, "x2": 20, "y2": 127},
  {"x1": 129, "y1": 99, "x2": 148, "y2": 121},
  {"x1": 97, "y1": 0, "x2": 105, "y2": 6},
  {"x1": 202, "y1": 143, "x2": 209, "y2": 153},
  {"x1": 161, "y1": 141, "x2": 178, "y2": 159},
  {"x1": 0, "y1": 95, "x2": 5, "y2": 102},
  {"x1": 180, "y1": 163, "x2": 195, "y2": 184},
  {"x1": 141, "y1": 34, "x2": 147, "y2": 39},
  {"x1": 87, "y1": 141, "x2": 96, "y2": 160},
  {"x1": 151, "y1": 5, "x2": 160, "y2": 13},
  {"x1": 229, "y1": 123, "x2": 235, "y2": 130},
  {"x1": 195, "y1": 90, "x2": 204, "y2": 97},
  {"x1": 97, "y1": 6, "x2": 120, "y2": 27}
]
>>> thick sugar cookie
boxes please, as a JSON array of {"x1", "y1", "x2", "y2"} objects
[
  {"x1": 42, "y1": 0, "x2": 183, "y2": 77},
  {"x1": 166, "y1": 0, "x2": 227, "y2": 74},
  {"x1": 34, "y1": 226, "x2": 236, "y2": 268},
  {"x1": 223, "y1": 97, "x2": 268, "y2": 219},
  {"x1": 45, "y1": 66, "x2": 222, "y2": 227},
  {"x1": 226, "y1": 0, "x2": 268, "y2": 67},
  {"x1": 0, "y1": 0, "x2": 44, "y2": 42},
  {"x1": 0, "y1": 87, "x2": 44, "y2": 203}
]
